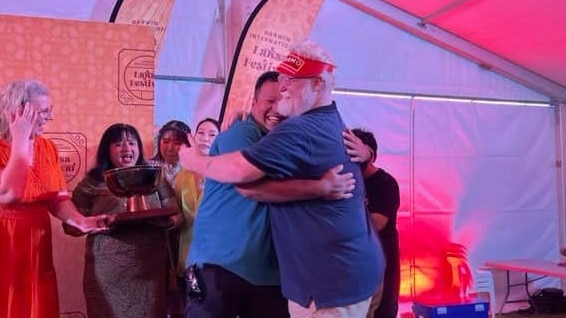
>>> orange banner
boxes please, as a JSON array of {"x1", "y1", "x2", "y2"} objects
[
  {"x1": 220, "y1": 0, "x2": 324, "y2": 123},
  {"x1": 110, "y1": 0, "x2": 175, "y2": 55}
]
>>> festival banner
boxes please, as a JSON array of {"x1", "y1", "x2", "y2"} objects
[
  {"x1": 220, "y1": 0, "x2": 324, "y2": 125},
  {"x1": 108, "y1": 0, "x2": 176, "y2": 55}
]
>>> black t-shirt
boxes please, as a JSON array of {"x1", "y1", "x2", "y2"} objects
[{"x1": 364, "y1": 168, "x2": 400, "y2": 241}]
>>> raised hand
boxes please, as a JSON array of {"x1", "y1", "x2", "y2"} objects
[
  {"x1": 343, "y1": 129, "x2": 373, "y2": 163},
  {"x1": 321, "y1": 164, "x2": 356, "y2": 200},
  {"x1": 8, "y1": 102, "x2": 37, "y2": 142},
  {"x1": 178, "y1": 132, "x2": 203, "y2": 172}
]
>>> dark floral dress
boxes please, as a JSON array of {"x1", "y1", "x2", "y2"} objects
[{"x1": 72, "y1": 175, "x2": 179, "y2": 318}]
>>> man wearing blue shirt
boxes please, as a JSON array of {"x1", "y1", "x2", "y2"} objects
[
  {"x1": 184, "y1": 71, "x2": 356, "y2": 318},
  {"x1": 180, "y1": 40, "x2": 385, "y2": 318}
]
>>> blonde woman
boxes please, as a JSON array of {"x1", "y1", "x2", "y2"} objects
[{"x1": 0, "y1": 79, "x2": 108, "y2": 318}]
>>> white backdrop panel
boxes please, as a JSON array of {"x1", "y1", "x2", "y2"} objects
[
  {"x1": 157, "y1": 0, "x2": 225, "y2": 78},
  {"x1": 334, "y1": 93, "x2": 411, "y2": 212},
  {"x1": 413, "y1": 99, "x2": 558, "y2": 268},
  {"x1": 0, "y1": 0, "x2": 95, "y2": 20},
  {"x1": 154, "y1": 79, "x2": 223, "y2": 129}
]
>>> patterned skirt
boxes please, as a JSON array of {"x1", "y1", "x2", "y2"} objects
[{"x1": 83, "y1": 225, "x2": 167, "y2": 318}]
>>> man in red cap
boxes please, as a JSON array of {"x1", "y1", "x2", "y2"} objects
[{"x1": 180, "y1": 39, "x2": 385, "y2": 318}]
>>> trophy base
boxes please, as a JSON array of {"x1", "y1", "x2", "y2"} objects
[{"x1": 110, "y1": 207, "x2": 177, "y2": 225}]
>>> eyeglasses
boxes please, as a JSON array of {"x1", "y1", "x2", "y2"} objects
[
  {"x1": 38, "y1": 106, "x2": 54, "y2": 118},
  {"x1": 278, "y1": 75, "x2": 320, "y2": 85}
]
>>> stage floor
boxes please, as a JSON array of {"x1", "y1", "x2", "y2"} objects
[{"x1": 505, "y1": 311, "x2": 564, "y2": 317}]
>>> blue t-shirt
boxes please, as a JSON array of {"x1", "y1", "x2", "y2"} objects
[
  {"x1": 188, "y1": 117, "x2": 280, "y2": 286},
  {"x1": 242, "y1": 103, "x2": 385, "y2": 307}
]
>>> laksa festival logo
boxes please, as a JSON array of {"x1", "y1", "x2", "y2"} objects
[
  {"x1": 118, "y1": 48, "x2": 155, "y2": 106},
  {"x1": 46, "y1": 132, "x2": 87, "y2": 189}
]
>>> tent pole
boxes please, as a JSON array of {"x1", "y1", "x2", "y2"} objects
[
  {"x1": 409, "y1": 96, "x2": 417, "y2": 298},
  {"x1": 421, "y1": 0, "x2": 473, "y2": 23},
  {"x1": 154, "y1": 74, "x2": 225, "y2": 84},
  {"x1": 218, "y1": 0, "x2": 228, "y2": 81},
  {"x1": 556, "y1": 103, "x2": 566, "y2": 289}
]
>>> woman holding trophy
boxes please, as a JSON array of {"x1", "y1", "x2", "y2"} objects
[{"x1": 69, "y1": 123, "x2": 182, "y2": 318}]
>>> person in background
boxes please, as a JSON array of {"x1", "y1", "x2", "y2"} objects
[
  {"x1": 0, "y1": 79, "x2": 108, "y2": 318},
  {"x1": 68, "y1": 123, "x2": 182, "y2": 318},
  {"x1": 149, "y1": 120, "x2": 191, "y2": 186},
  {"x1": 351, "y1": 128, "x2": 401, "y2": 318},
  {"x1": 180, "y1": 40, "x2": 385, "y2": 318},
  {"x1": 174, "y1": 117, "x2": 220, "y2": 274},
  {"x1": 193, "y1": 117, "x2": 220, "y2": 156},
  {"x1": 171, "y1": 117, "x2": 220, "y2": 316},
  {"x1": 148, "y1": 119, "x2": 192, "y2": 317}
]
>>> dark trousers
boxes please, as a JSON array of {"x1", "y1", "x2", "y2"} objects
[
  {"x1": 373, "y1": 258, "x2": 400, "y2": 318},
  {"x1": 185, "y1": 264, "x2": 289, "y2": 318}
]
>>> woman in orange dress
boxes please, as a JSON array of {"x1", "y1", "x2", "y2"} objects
[{"x1": 0, "y1": 79, "x2": 108, "y2": 318}]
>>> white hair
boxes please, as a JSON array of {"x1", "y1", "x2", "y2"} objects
[
  {"x1": 0, "y1": 79, "x2": 50, "y2": 140},
  {"x1": 290, "y1": 39, "x2": 337, "y2": 68}
]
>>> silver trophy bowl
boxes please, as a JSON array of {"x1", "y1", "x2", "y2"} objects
[{"x1": 104, "y1": 165, "x2": 162, "y2": 212}]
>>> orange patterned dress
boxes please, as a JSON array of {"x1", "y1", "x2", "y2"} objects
[{"x1": 0, "y1": 137, "x2": 67, "y2": 318}]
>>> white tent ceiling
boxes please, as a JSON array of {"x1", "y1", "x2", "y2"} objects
[{"x1": 342, "y1": 0, "x2": 566, "y2": 103}]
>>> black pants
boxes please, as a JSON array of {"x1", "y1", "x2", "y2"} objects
[
  {"x1": 373, "y1": 252, "x2": 400, "y2": 318},
  {"x1": 185, "y1": 264, "x2": 289, "y2": 318}
]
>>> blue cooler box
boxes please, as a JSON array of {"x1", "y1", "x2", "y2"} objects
[{"x1": 413, "y1": 298, "x2": 489, "y2": 318}]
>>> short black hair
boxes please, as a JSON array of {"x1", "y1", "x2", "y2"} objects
[
  {"x1": 151, "y1": 120, "x2": 191, "y2": 161},
  {"x1": 196, "y1": 117, "x2": 220, "y2": 133},
  {"x1": 254, "y1": 71, "x2": 279, "y2": 99},
  {"x1": 352, "y1": 128, "x2": 378, "y2": 163},
  {"x1": 160, "y1": 120, "x2": 191, "y2": 135},
  {"x1": 88, "y1": 123, "x2": 146, "y2": 182}
]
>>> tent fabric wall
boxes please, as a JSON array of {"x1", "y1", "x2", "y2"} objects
[
  {"x1": 558, "y1": 103, "x2": 566, "y2": 248},
  {"x1": 154, "y1": 0, "x2": 226, "y2": 129},
  {"x1": 0, "y1": 0, "x2": 564, "y2": 314},
  {"x1": 413, "y1": 100, "x2": 557, "y2": 266},
  {"x1": 310, "y1": 0, "x2": 548, "y2": 102},
  {"x1": 334, "y1": 91, "x2": 559, "y2": 302},
  {"x1": 155, "y1": 81, "x2": 225, "y2": 128},
  {"x1": 412, "y1": 99, "x2": 560, "y2": 303},
  {"x1": 380, "y1": 0, "x2": 566, "y2": 96}
]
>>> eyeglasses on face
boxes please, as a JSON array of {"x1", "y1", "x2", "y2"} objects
[
  {"x1": 37, "y1": 106, "x2": 54, "y2": 118},
  {"x1": 277, "y1": 75, "x2": 320, "y2": 84}
]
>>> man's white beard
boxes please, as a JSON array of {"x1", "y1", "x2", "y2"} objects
[
  {"x1": 277, "y1": 89, "x2": 315, "y2": 117},
  {"x1": 277, "y1": 94, "x2": 294, "y2": 117}
]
